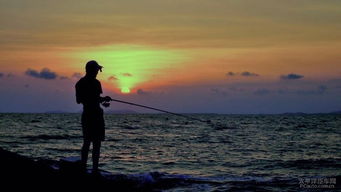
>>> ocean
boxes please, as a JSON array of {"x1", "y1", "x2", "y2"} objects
[{"x1": 0, "y1": 113, "x2": 340, "y2": 191}]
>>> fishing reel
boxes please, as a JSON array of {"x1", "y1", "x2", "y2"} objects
[
  {"x1": 101, "y1": 101, "x2": 110, "y2": 108},
  {"x1": 101, "y1": 96, "x2": 112, "y2": 108}
]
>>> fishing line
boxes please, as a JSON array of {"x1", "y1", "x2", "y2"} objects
[{"x1": 109, "y1": 98, "x2": 209, "y2": 123}]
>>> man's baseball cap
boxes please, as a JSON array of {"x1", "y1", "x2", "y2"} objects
[{"x1": 86, "y1": 60, "x2": 103, "y2": 72}]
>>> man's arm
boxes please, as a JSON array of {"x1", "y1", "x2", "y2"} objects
[
  {"x1": 75, "y1": 83, "x2": 83, "y2": 104},
  {"x1": 97, "y1": 81, "x2": 111, "y2": 103}
]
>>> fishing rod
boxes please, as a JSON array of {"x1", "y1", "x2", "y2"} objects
[{"x1": 109, "y1": 98, "x2": 208, "y2": 123}]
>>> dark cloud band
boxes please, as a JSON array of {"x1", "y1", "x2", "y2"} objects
[
  {"x1": 280, "y1": 73, "x2": 304, "y2": 80},
  {"x1": 25, "y1": 68, "x2": 58, "y2": 80},
  {"x1": 241, "y1": 71, "x2": 259, "y2": 77},
  {"x1": 226, "y1": 71, "x2": 259, "y2": 77}
]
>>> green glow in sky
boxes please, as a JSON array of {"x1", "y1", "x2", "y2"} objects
[{"x1": 71, "y1": 44, "x2": 188, "y2": 93}]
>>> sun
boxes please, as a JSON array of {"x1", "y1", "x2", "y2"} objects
[{"x1": 121, "y1": 87, "x2": 131, "y2": 94}]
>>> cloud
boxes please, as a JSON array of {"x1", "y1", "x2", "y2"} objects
[
  {"x1": 226, "y1": 72, "x2": 236, "y2": 76},
  {"x1": 241, "y1": 71, "x2": 259, "y2": 77},
  {"x1": 59, "y1": 76, "x2": 69, "y2": 80},
  {"x1": 0, "y1": 73, "x2": 15, "y2": 79},
  {"x1": 122, "y1": 73, "x2": 132, "y2": 77},
  {"x1": 0, "y1": 73, "x2": 16, "y2": 79},
  {"x1": 278, "y1": 85, "x2": 327, "y2": 95},
  {"x1": 137, "y1": 89, "x2": 148, "y2": 95},
  {"x1": 226, "y1": 71, "x2": 259, "y2": 77},
  {"x1": 295, "y1": 86, "x2": 327, "y2": 95},
  {"x1": 25, "y1": 68, "x2": 58, "y2": 80},
  {"x1": 72, "y1": 72, "x2": 82, "y2": 79},
  {"x1": 280, "y1": 73, "x2": 304, "y2": 80},
  {"x1": 108, "y1": 75, "x2": 118, "y2": 81}
]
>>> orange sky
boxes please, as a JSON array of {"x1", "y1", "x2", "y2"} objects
[{"x1": 0, "y1": 0, "x2": 341, "y2": 113}]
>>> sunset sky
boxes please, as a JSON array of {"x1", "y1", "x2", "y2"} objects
[{"x1": 0, "y1": 0, "x2": 340, "y2": 113}]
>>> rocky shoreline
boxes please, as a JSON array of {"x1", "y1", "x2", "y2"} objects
[{"x1": 0, "y1": 147, "x2": 177, "y2": 191}]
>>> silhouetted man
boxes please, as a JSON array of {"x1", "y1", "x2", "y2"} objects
[{"x1": 75, "y1": 60, "x2": 111, "y2": 173}]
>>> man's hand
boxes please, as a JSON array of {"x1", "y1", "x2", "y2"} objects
[
  {"x1": 103, "y1": 96, "x2": 112, "y2": 102},
  {"x1": 102, "y1": 102, "x2": 110, "y2": 108}
]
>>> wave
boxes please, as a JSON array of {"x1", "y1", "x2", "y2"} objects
[
  {"x1": 279, "y1": 158, "x2": 341, "y2": 169},
  {"x1": 21, "y1": 134, "x2": 80, "y2": 141},
  {"x1": 222, "y1": 158, "x2": 341, "y2": 170},
  {"x1": 98, "y1": 171, "x2": 315, "y2": 191},
  {"x1": 250, "y1": 158, "x2": 341, "y2": 170}
]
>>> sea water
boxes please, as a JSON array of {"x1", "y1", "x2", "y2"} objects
[{"x1": 0, "y1": 113, "x2": 340, "y2": 191}]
